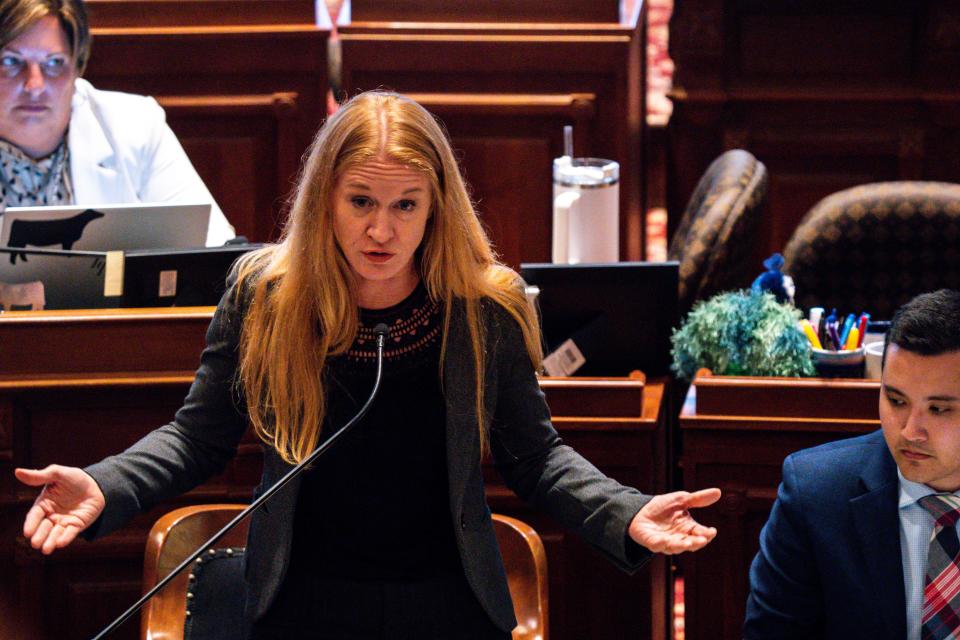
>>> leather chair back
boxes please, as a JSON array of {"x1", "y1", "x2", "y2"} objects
[
  {"x1": 668, "y1": 149, "x2": 768, "y2": 311},
  {"x1": 141, "y1": 504, "x2": 548, "y2": 640},
  {"x1": 783, "y1": 181, "x2": 960, "y2": 319}
]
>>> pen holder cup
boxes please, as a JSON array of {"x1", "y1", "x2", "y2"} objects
[{"x1": 812, "y1": 347, "x2": 865, "y2": 378}]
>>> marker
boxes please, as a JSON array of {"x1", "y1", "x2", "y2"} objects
[
  {"x1": 855, "y1": 313, "x2": 870, "y2": 348},
  {"x1": 809, "y1": 307, "x2": 824, "y2": 336},
  {"x1": 844, "y1": 327, "x2": 860, "y2": 351},
  {"x1": 800, "y1": 319, "x2": 823, "y2": 350},
  {"x1": 839, "y1": 313, "x2": 856, "y2": 348}
]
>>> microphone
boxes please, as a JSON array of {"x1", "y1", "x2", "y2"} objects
[{"x1": 91, "y1": 323, "x2": 391, "y2": 640}]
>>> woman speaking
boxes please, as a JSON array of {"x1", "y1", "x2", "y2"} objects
[
  {"x1": 16, "y1": 91, "x2": 719, "y2": 639},
  {"x1": 0, "y1": 0, "x2": 234, "y2": 244}
]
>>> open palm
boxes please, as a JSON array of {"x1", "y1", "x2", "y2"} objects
[
  {"x1": 628, "y1": 488, "x2": 721, "y2": 555},
  {"x1": 15, "y1": 465, "x2": 106, "y2": 555}
]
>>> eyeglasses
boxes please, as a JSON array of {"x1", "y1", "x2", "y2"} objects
[{"x1": 0, "y1": 52, "x2": 72, "y2": 79}]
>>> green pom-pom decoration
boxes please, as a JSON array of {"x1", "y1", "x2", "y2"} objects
[{"x1": 671, "y1": 290, "x2": 816, "y2": 380}]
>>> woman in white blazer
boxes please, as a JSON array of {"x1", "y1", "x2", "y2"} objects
[{"x1": 0, "y1": 0, "x2": 234, "y2": 246}]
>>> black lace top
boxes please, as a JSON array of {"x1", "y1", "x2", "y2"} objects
[{"x1": 286, "y1": 282, "x2": 462, "y2": 582}]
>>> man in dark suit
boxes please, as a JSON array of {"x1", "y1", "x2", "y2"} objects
[{"x1": 744, "y1": 289, "x2": 960, "y2": 640}]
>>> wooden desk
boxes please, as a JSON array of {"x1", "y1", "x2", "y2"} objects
[
  {"x1": 0, "y1": 308, "x2": 668, "y2": 640},
  {"x1": 679, "y1": 370, "x2": 881, "y2": 640}
]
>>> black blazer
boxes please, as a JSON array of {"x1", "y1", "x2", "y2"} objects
[
  {"x1": 744, "y1": 429, "x2": 906, "y2": 639},
  {"x1": 85, "y1": 284, "x2": 652, "y2": 632}
]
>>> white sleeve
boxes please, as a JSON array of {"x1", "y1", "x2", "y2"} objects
[{"x1": 137, "y1": 99, "x2": 236, "y2": 246}]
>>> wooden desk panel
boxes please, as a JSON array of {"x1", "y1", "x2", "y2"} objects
[
  {"x1": 679, "y1": 371, "x2": 880, "y2": 640},
  {"x1": 339, "y1": 6, "x2": 648, "y2": 266},
  {"x1": 486, "y1": 378, "x2": 669, "y2": 640},
  {"x1": 350, "y1": 0, "x2": 621, "y2": 23},
  {"x1": 0, "y1": 309, "x2": 667, "y2": 640},
  {"x1": 86, "y1": 0, "x2": 317, "y2": 28}
]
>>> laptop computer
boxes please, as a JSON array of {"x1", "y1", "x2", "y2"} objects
[
  {"x1": 0, "y1": 247, "x2": 112, "y2": 310},
  {"x1": 0, "y1": 202, "x2": 211, "y2": 259},
  {"x1": 0, "y1": 244, "x2": 262, "y2": 310}
]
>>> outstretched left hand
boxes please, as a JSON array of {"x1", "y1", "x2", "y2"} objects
[{"x1": 628, "y1": 488, "x2": 721, "y2": 555}]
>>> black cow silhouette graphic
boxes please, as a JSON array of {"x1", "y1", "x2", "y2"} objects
[{"x1": 7, "y1": 209, "x2": 104, "y2": 264}]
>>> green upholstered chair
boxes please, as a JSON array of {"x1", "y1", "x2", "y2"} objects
[
  {"x1": 783, "y1": 181, "x2": 960, "y2": 320},
  {"x1": 668, "y1": 149, "x2": 768, "y2": 312}
]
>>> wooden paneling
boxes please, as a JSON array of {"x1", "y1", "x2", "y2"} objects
[
  {"x1": 85, "y1": 0, "x2": 316, "y2": 28},
  {"x1": 84, "y1": 25, "x2": 328, "y2": 242},
  {"x1": 158, "y1": 93, "x2": 301, "y2": 242},
  {"x1": 351, "y1": 0, "x2": 621, "y2": 24},
  {"x1": 1, "y1": 308, "x2": 668, "y2": 640},
  {"x1": 668, "y1": 0, "x2": 960, "y2": 269},
  {"x1": 340, "y1": 8, "x2": 647, "y2": 266},
  {"x1": 679, "y1": 371, "x2": 880, "y2": 640},
  {"x1": 408, "y1": 92, "x2": 598, "y2": 265}
]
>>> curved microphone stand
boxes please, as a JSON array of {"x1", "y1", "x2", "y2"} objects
[{"x1": 91, "y1": 323, "x2": 391, "y2": 640}]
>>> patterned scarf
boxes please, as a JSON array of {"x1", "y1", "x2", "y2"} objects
[{"x1": 0, "y1": 138, "x2": 73, "y2": 208}]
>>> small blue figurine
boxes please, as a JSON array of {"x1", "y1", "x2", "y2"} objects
[{"x1": 752, "y1": 253, "x2": 795, "y2": 304}]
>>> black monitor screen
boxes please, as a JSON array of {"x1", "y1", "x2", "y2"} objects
[
  {"x1": 122, "y1": 244, "x2": 265, "y2": 307},
  {"x1": 520, "y1": 261, "x2": 679, "y2": 377}
]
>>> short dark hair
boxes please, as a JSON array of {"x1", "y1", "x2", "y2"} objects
[
  {"x1": 0, "y1": 0, "x2": 91, "y2": 74},
  {"x1": 884, "y1": 289, "x2": 960, "y2": 366}
]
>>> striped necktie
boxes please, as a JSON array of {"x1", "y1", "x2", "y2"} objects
[{"x1": 920, "y1": 494, "x2": 960, "y2": 640}]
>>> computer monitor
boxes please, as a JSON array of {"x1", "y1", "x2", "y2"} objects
[
  {"x1": 121, "y1": 244, "x2": 265, "y2": 307},
  {"x1": 519, "y1": 261, "x2": 679, "y2": 377}
]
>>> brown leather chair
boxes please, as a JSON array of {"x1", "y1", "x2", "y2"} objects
[
  {"x1": 783, "y1": 181, "x2": 960, "y2": 319},
  {"x1": 668, "y1": 149, "x2": 768, "y2": 312},
  {"x1": 141, "y1": 504, "x2": 548, "y2": 640}
]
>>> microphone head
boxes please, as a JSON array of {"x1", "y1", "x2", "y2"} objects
[{"x1": 373, "y1": 323, "x2": 391, "y2": 339}]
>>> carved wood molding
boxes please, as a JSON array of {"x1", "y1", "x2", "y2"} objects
[
  {"x1": 349, "y1": 0, "x2": 620, "y2": 24},
  {"x1": 0, "y1": 373, "x2": 195, "y2": 390},
  {"x1": 0, "y1": 306, "x2": 214, "y2": 324},
  {"x1": 340, "y1": 30, "x2": 632, "y2": 44},
  {"x1": 406, "y1": 92, "x2": 596, "y2": 119},
  {"x1": 157, "y1": 92, "x2": 299, "y2": 116},
  {"x1": 673, "y1": 86, "x2": 960, "y2": 104},
  {"x1": 91, "y1": 24, "x2": 324, "y2": 37}
]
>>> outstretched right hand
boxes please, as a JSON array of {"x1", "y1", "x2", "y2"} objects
[{"x1": 15, "y1": 465, "x2": 106, "y2": 555}]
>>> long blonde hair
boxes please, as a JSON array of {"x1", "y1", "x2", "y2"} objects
[{"x1": 235, "y1": 91, "x2": 543, "y2": 464}]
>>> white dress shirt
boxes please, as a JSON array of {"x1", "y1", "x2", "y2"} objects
[{"x1": 898, "y1": 471, "x2": 960, "y2": 640}]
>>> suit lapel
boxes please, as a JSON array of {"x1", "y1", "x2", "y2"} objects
[
  {"x1": 442, "y1": 301, "x2": 480, "y2": 512},
  {"x1": 849, "y1": 439, "x2": 906, "y2": 639}
]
